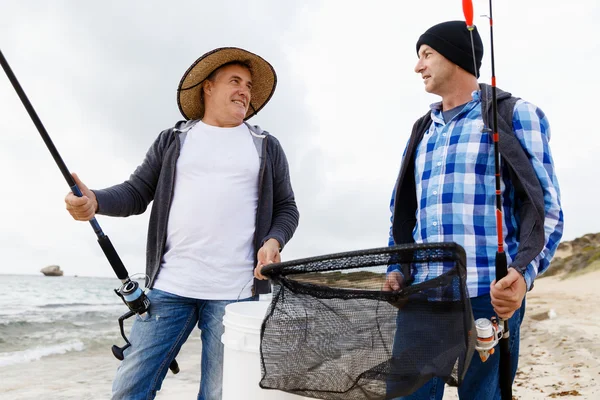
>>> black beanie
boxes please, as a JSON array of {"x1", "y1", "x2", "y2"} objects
[{"x1": 416, "y1": 20, "x2": 484, "y2": 78}]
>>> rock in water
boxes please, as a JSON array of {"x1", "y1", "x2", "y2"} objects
[{"x1": 41, "y1": 265, "x2": 64, "y2": 276}]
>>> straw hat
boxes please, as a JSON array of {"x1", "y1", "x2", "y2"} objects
[{"x1": 177, "y1": 47, "x2": 277, "y2": 121}]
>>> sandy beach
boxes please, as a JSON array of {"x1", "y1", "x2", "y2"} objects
[
  {"x1": 444, "y1": 270, "x2": 600, "y2": 400},
  {"x1": 0, "y1": 334, "x2": 204, "y2": 399},
  {"x1": 2, "y1": 271, "x2": 598, "y2": 399},
  {"x1": 512, "y1": 270, "x2": 600, "y2": 399}
]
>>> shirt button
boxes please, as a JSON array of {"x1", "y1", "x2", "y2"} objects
[
  {"x1": 437, "y1": 162, "x2": 442, "y2": 166},
  {"x1": 433, "y1": 191, "x2": 438, "y2": 195},
  {"x1": 432, "y1": 222, "x2": 438, "y2": 226},
  {"x1": 442, "y1": 133, "x2": 447, "y2": 137}
]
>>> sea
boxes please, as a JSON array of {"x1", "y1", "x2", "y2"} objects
[
  {"x1": 0, "y1": 274, "x2": 128, "y2": 368},
  {"x1": 0, "y1": 274, "x2": 211, "y2": 399}
]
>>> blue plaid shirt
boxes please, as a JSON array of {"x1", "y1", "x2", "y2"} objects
[{"x1": 388, "y1": 90, "x2": 563, "y2": 297}]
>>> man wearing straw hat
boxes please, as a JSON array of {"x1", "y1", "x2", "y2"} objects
[
  {"x1": 64, "y1": 47, "x2": 299, "y2": 400},
  {"x1": 385, "y1": 21, "x2": 563, "y2": 399}
]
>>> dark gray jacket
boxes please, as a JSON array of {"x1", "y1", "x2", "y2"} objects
[{"x1": 94, "y1": 120, "x2": 299, "y2": 295}]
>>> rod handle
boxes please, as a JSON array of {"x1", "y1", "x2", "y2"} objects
[{"x1": 98, "y1": 235, "x2": 129, "y2": 280}]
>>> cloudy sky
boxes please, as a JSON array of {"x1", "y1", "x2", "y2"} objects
[{"x1": 1, "y1": 0, "x2": 598, "y2": 278}]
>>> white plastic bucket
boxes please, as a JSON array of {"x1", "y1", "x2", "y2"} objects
[{"x1": 221, "y1": 299, "x2": 307, "y2": 399}]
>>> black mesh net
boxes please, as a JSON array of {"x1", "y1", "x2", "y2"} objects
[{"x1": 259, "y1": 242, "x2": 476, "y2": 400}]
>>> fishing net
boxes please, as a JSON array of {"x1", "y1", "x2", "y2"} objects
[{"x1": 259, "y1": 242, "x2": 476, "y2": 400}]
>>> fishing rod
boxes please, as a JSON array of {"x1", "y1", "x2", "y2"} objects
[
  {"x1": 462, "y1": 1, "x2": 512, "y2": 399},
  {"x1": 0, "y1": 48, "x2": 179, "y2": 374}
]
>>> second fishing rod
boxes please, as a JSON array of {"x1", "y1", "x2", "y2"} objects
[{"x1": 463, "y1": 0, "x2": 512, "y2": 399}]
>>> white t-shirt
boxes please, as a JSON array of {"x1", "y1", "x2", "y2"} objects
[{"x1": 153, "y1": 121, "x2": 259, "y2": 299}]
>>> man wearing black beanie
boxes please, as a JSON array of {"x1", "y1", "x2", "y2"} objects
[{"x1": 385, "y1": 21, "x2": 564, "y2": 399}]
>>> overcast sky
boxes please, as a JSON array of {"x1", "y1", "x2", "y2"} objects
[{"x1": 1, "y1": 0, "x2": 598, "y2": 278}]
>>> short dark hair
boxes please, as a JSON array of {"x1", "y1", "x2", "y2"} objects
[{"x1": 200, "y1": 60, "x2": 253, "y2": 103}]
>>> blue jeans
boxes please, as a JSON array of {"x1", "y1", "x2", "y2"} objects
[
  {"x1": 111, "y1": 289, "x2": 257, "y2": 400},
  {"x1": 390, "y1": 294, "x2": 526, "y2": 400}
]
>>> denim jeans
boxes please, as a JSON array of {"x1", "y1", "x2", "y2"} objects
[
  {"x1": 390, "y1": 293, "x2": 526, "y2": 400},
  {"x1": 111, "y1": 289, "x2": 257, "y2": 400}
]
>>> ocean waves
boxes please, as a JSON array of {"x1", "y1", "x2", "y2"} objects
[
  {"x1": 0, "y1": 340, "x2": 86, "y2": 367},
  {"x1": 0, "y1": 275, "x2": 138, "y2": 366}
]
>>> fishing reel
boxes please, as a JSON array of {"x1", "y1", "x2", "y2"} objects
[
  {"x1": 112, "y1": 279, "x2": 180, "y2": 374},
  {"x1": 111, "y1": 280, "x2": 150, "y2": 360},
  {"x1": 474, "y1": 316, "x2": 504, "y2": 362},
  {"x1": 116, "y1": 279, "x2": 151, "y2": 314}
]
